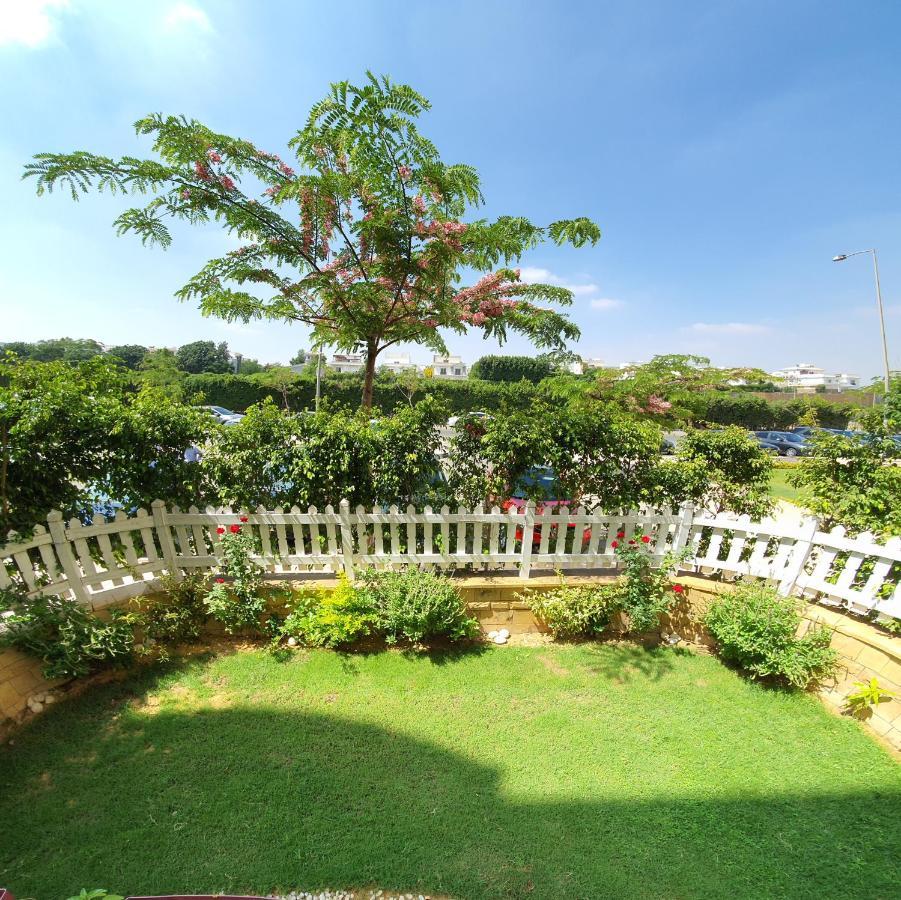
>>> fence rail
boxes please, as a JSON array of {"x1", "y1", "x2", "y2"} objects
[{"x1": 1, "y1": 501, "x2": 899, "y2": 623}]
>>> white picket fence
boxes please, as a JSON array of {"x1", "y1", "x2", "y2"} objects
[{"x1": 1, "y1": 501, "x2": 899, "y2": 623}]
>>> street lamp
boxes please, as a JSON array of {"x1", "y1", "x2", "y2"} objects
[{"x1": 832, "y1": 249, "x2": 891, "y2": 396}]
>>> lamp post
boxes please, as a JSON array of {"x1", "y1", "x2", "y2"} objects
[{"x1": 832, "y1": 249, "x2": 891, "y2": 397}]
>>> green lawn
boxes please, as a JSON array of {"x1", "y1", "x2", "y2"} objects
[
  {"x1": 769, "y1": 468, "x2": 809, "y2": 505},
  {"x1": 1, "y1": 645, "x2": 899, "y2": 899}
]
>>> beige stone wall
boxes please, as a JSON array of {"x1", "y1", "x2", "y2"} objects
[{"x1": 3, "y1": 574, "x2": 899, "y2": 752}]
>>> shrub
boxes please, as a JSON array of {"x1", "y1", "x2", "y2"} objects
[
  {"x1": 132, "y1": 574, "x2": 208, "y2": 645},
  {"x1": 280, "y1": 574, "x2": 376, "y2": 648},
  {"x1": 843, "y1": 677, "x2": 896, "y2": 719},
  {"x1": 519, "y1": 577, "x2": 618, "y2": 639},
  {"x1": 360, "y1": 568, "x2": 479, "y2": 644},
  {"x1": 203, "y1": 523, "x2": 266, "y2": 633},
  {"x1": 0, "y1": 588, "x2": 136, "y2": 680},
  {"x1": 610, "y1": 534, "x2": 689, "y2": 634},
  {"x1": 704, "y1": 581, "x2": 838, "y2": 688}
]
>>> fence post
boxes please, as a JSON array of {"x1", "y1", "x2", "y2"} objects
[
  {"x1": 672, "y1": 502, "x2": 696, "y2": 558},
  {"x1": 519, "y1": 501, "x2": 535, "y2": 580},
  {"x1": 151, "y1": 500, "x2": 182, "y2": 580},
  {"x1": 338, "y1": 499, "x2": 356, "y2": 581},
  {"x1": 46, "y1": 510, "x2": 91, "y2": 606},
  {"x1": 777, "y1": 514, "x2": 819, "y2": 596}
]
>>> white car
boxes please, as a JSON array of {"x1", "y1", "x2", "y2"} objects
[{"x1": 199, "y1": 405, "x2": 245, "y2": 425}]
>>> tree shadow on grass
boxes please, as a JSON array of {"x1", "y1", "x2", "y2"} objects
[
  {"x1": 580, "y1": 642, "x2": 681, "y2": 683},
  {"x1": 1, "y1": 683, "x2": 899, "y2": 900}
]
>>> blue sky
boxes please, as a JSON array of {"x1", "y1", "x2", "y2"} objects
[{"x1": 2, "y1": 0, "x2": 900, "y2": 377}]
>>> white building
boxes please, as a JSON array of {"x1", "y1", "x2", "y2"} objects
[
  {"x1": 379, "y1": 353, "x2": 417, "y2": 375},
  {"x1": 770, "y1": 363, "x2": 861, "y2": 392},
  {"x1": 568, "y1": 357, "x2": 606, "y2": 375},
  {"x1": 425, "y1": 354, "x2": 468, "y2": 379},
  {"x1": 328, "y1": 353, "x2": 366, "y2": 375}
]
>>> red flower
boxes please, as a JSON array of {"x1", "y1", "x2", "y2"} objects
[
  {"x1": 672, "y1": 584, "x2": 685, "y2": 594},
  {"x1": 616, "y1": 531, "x2": 625, "y2": 539},
  {"x1": 641, "y1": 535, "x2": 651, "y2": 543},
  {"x1": 628, "y1": 539, "x2": 636, "y2": 545},
  {"x1": 239, "y1": 515, "x2": 249, "y2": 523},
  {"x1": 216, "y1": 526, "x2": 225, "y2": 535},
  {"x1": 215, "y1": 577, "x2": 225, "y2": 584},
  {"x1": 229, "y1": 524, "x2": 241, "y2": 534},
  {"x1": 610, "y1": 540, "x2": 618, "y2": 549}
]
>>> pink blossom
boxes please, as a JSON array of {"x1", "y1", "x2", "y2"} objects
[
  {"x1": 280, "y1": 163, "x2": 295, "y2": 177},
  {"x1": 207, "y1": 149, "x2": 222, "y2": 163},
  {"x1": 180, "y1": 188, "x2": 191, "y2": 199},
  {"x1": 313, "y1": 145, "x2": 326, "y2": 159},
  {"x1": 264, "y1": 185, "x2": 280, "y2": 197},
  {"x1": 194, "y1": 161, "x2": 211, "y2": 181},
  {"x1": 472, "y1": 312, "x2": 487, "y2": 326},
  {"x1": 644, "y1": 395, "x2": 673, "y2": 415},
  {"x1": 423, "y1": 318, "x2": 437, "y2": 328},
  {"x1": 219, "y1": 175, "x2": 236, "y2": 191},
  {"x1": 412, "y1": 195, "x2": 427, "y2": 215},
  {"x1": 397, "y1": 165, "x2": 413, "y2": 180}
]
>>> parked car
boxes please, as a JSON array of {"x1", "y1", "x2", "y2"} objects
[
  {"x1": 751, "y1": 431, "x2": 809, "y2": 457},
  {"x1": 447, "y1": 411, "x2": 490, "y2": 428},
  {"x1": 198, "y1": 405, "x2": 245, "y2": 425}
]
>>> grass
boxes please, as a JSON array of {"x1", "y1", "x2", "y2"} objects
[
  {"x1": 1, "y1": 644, "x2": 899, "y2": 899},
  {"x1": 769, "y1": 468, "x2": 809, "y2": 506}
]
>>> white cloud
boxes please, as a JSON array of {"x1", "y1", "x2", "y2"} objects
[
  {"x1": 0, "y1": 0, "x2": 69, "y2": 48},
  {"x1": 519, "y1": 266, "x2": 622, "y2": 311},
  {"x1": 163, "y1": 2, "x2": 212, "y2": 32},
  {"x1": 590, "y1": 298, "x2": 623, "y2": 310},
  {"x1": 685, "y1": 322, "x2": 771, "y2": 335}
]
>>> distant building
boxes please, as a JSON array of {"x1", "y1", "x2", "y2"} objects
[
  {"x1": 380, "y1": 353, "x2": 417, "y2": 375},
  {"x1": 568, "y1": 357, "x2": 606, "y2": 375},
  {"x1": 426, "y1": 354, "x2": 468, "y2": 378},
  {"x1": 770, "y1": 363, "x2": 861, "y2": 392},
  {"x1": 328, "y1": 353, "x2": 366, "y2": 374}
]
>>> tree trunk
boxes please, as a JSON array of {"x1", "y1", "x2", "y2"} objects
[{"x1": 361, "y1": 341, "x2": 378, "y2": 410}]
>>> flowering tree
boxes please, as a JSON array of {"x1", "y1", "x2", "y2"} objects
[{"x1": 25, "y1": 73, "x2": 600, "y2": 408}]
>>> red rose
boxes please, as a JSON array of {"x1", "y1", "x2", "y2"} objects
[
  {"x1": 229, "y1": 524, "x2": 241, "y2": 534},
  {"x1": 672, "y1": 584, "x2": 684, "y2": 594},
  {"x1": 616, "y1": 531, "x2": 625, "y2": 539},
  {"x1": 215, "y1": 577, "x2": 225, "y2": 584},
  {"x1": 216, "y1": 526, "x2": 225, "y2": 535},
  {"x1": 239, "y1": 515, "x2": 249, "y2": 523},
  {"x1": 641, "y1": 535, "x2": 651, "y2": 543},
  {"x1": 610, "y1": 540, "x2": 618, "y2": 549}
]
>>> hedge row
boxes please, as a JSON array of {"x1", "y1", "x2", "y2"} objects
[{"x1": 184, "y1": 373, "x2": 855, "y2": 429}]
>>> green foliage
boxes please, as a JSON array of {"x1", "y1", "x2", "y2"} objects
[
  {"x1": 697, "y1": 393, "x2": 854, "y2": 431},
  {"x1": 247, "y1": 364, "x2": 299, "y2": 409},
  {"x1": 843, "y1": 677, "x2": 896, "y2": 719},
  {"x1": 0, "y1": 356, "x2": 127, "y2": 533},
  {"x1": 201, "y1": 397, "x2": 444, "y2": 511},
  {"x1": 25, "y1": 74, "x2": 599, "y2": 408},
  {"x1": 0, "y1": 589, "x2": 136, "y2": 680},
  {"x1": 790, "y1": 428, "x2": 901, "y2": 535},
  {"x1": 470, "y1": 354, "x2": 554, "y2": 384},
  {"x1": 549, "y1": 407, "x2": 664, "y2": 512},
  {"x1": 138, "y1": 348, "x2": 187, "y2": 399},
  {"x1": 519, "y1": 577, "x2": 618, "y2": 639},
  {"x1": 0, "y1": 337, "x2": 105, "y2": 364},
  {"x1": 66, "y1": 891, "x2": 124, "y2": 900},
  {"x1": 106, "y1": 344, "x2": 148, "y2": 370},
  {"x1": 359, "y1": 568, "x2": 479, "y2": 644},
  {"x1": 659, "y1": 426, "x2": 774, "y2": 517},
  {"x1": 132, "y1": 574, "x2": 208, "y2": 645},
  {"x1": 202, "y1": 526, "x2": 266, "y2": 633},
  {"x1": 611, "y1": 538, "x2": 688, "y2": 634},
  {"x1": 280, "y1": 574, "x2": 375, "y2": 648},
  {"x1": 176, "y1": 339, "x2": 232, "y2": 374},
  {"x1": 705, "y1": 581, "x2": 838, "y2": 688}
]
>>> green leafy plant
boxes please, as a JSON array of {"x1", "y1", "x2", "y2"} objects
[
  {"x1": 66, "y1": 891, "x2": 124, "y2": 900},
  {"x1": 203, "y1": 522, "x2": 266, "y2": 633},
  {"x1": 843, "y1": 677, "x2": 896, "y2": 719},
  {"x1": 132, "y1": 573, "x2": 208, "y2": 646},
  {"x1": 705, "y1": 581, "x2": 838, "y2": 689},
  {"x1": 519, "y1": 575, "x2": 618, "y2": 639},
  {"x1": 610, "y1": 534, "x2": 689, "y2": 634},
  {"x1": 0, "y1": 588, "x2": 137, "y2": 680},
  {"x1": 279, "y1": 574, "x2": 376, "y2": 648},
  {"x1": 360, "y1": 568, "x2": 479, "y2": 644}
]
